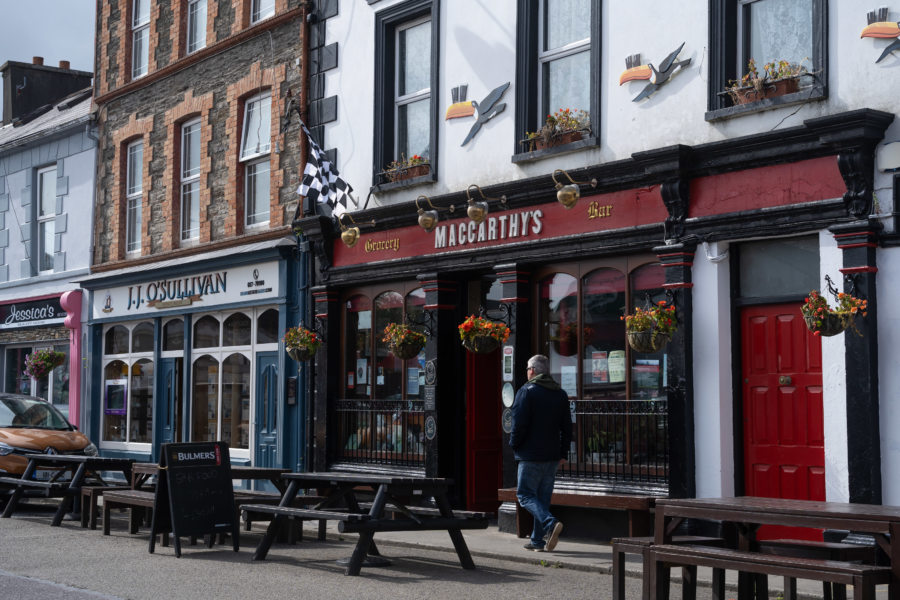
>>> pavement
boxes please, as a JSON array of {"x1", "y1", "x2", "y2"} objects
[{"x1": 0, "y1": 499, "x2": 886, "y2": 599}]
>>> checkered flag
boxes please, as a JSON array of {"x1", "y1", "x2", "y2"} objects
[{"x1": 296, "y1": 121, "x2": 356, "y2": 217}]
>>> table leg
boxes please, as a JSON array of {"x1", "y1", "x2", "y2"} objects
[
  {"x1": 433, "y1": 492, "x2": 476, "y2": 570},
  {"x1": 1, "y1": 460, "x2": 37, "y2": 518},
  {"x1": 253, "y1": 480, "x2": 301, "y2": 561},
  {"x1": 52, "y1": 464, "x2": 86, "y2": 526}
]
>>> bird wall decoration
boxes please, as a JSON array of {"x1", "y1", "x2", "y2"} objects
[
  {"x1": 458, "y1": 82, "x2": 510, "y2": 147},
  {"x1": 861, "y1": 7, "x2": 900, "y2": 63},
  {"x1": 619, "y1": 42, "x2": 691, "y2": 102}
]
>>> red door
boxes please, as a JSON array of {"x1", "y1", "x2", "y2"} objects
[
  {"x1": 465, "y1": 348, "x2": 502, "y2": 512},
  {"x1": 741, "y1": 303, "x2": 825, "y2": 541}
]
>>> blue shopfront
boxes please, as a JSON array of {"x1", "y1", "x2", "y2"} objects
[{"x1": 77, "y1": 239, "x2": 306, "y2": 476}]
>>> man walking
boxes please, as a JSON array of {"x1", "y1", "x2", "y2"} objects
[{"x1": 509, "y1": 354, "x2": 572, "y2": 552}]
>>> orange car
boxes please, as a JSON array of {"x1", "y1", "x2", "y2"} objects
[{"x1": 0, "y1": 393, "x2": 98, "y2": 476}]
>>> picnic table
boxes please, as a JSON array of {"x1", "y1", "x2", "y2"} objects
[
  {"x1": 243, "y1": 471, "x2": 489, "y2": 576},
  {"x1": 652, "y1": 496, "x2": 900, "y2": 599},
  {"x1": 0, "y1": 454, "x2": 134, "y2": 526},
  {"x1": 130, "y1": 462, "x2": 288, "y2": 492}
]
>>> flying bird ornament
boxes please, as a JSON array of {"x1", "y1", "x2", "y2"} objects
[
  {"x1": 619, "y1": 42, "x2": 691, "y2": 102},
  {"x1": 861, "y1": 7, "x2": 900, "y2": 63}
]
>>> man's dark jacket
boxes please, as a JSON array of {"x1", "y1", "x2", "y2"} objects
[{"x1": 509, "y1": 373, "x2": 572, "y2": 461}]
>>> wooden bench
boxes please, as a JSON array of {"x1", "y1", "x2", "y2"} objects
[
  {"x1": 80, "y1": 485, "x2": 132, "y2": 530},
  {"x1": 240, "y1": 505, "x2": 373, "y2": 561},
  {"x1": 758, "y1": 538, "x2": 878, "y2": 600},
  {"x1": 102, "y1": 489, "x2": 156, "y2": 536},
  {"x1": 648, "y1": 544, "x2": 892, "y2": 600},
  {"x1": 612, "y1": 535, "x2": 725, "y2": 600},
  {"x1": 498, "y1": 487, "x2": 655, "y2": 538}
]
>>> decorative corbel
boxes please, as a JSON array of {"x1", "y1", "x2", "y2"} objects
[
  {"x1": 661, "y1": 178, "x2": 689, "y2": 242},
  {"x1": 837, "y1": 148, "x2": 876, "y2": 220}
]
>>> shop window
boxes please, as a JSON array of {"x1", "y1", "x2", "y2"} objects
[
  {"x1": 105, "y1": 325, "x2": 130, "y2": 354},
  {"x1": 125, "y1": 141, "x2": 143, "y2": 255},
  {"x1": 373, "y1": 0, "x2": 438, "y2": 186},
  {"x1": 708, "y1": 0, "x2": 826, "y2": 115},
  {"x1": 181, "y1": 118, "x2": 201, "y2": 243},
  {"x1": 536, "y1": 260, "x2": 668, "y2": 485},
  {"x1": 163, "y1": 318, "x2": 184, "y2": 351},
  {"x1": 6, "y1": 345, "x2": 69, "y2": 416},
  {"x1": 193, "y1": 315, "x2": 220, "y2": 347},
  {"x1": 129, "y1": 359, "x2": 154, "y2": 443},
  {"x1": 132, "y1": 321, "x2": 154, "y2": 352},
  {"x1": 192, "y1": 354, "x2": 219, "y2": 442},
  {"x1": 131, "y1": 0, "x2": 150, "y2": 79},
  {"x1": 101, "y1": 337, "x2": 154, "y2": 446},
  {"x1": 36, "y1": 166, "x2": 57, "y2": 273},
  {"x1": 251, "y1": 0, "x2": 275, "y2": 23},
  {"x1": 515, "y1": 0, "x2": 598, "y2": 157},
  {"x1": 339, "y1": 285, "x2": 425, "y2": 464},
  {"x1": 738, "y1": 235, "x2": 819, "y2": 299},
  {"x1": 187, "y1": 0, "x2": 207, "y2": 54},
  {"x1": 223, "y1": 313, "x2": 251, "y2": 346},
  {"x1": 240, "y1": 92, "x2": 271, "y2": 228},
  {"x1": 256, "y1": 309, "x2": 278, "y2": 344},
  {"x1": 221, "y1": 353, "x2": 250, "y2": 448}
]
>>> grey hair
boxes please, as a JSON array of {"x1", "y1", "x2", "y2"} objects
[{"x1": 527, "y1": 354, "x2": 550, "y2": 375}]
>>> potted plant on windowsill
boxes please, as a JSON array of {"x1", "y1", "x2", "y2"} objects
[
  {"x1": 458, "y1": 315, "x2": 510, "y2": 354},
  {"x1": 23, "y1": 349, "x2": 66, "y2": 380},
  {"x1": 382, "y1": 322, "x2": 427, "y2": 360},
  {"x1": 621, "y1": 300, "x2": 677, "y2": 353},
  {"x1": 283, "y1": 325, "x2": 321, "y2": 361},
  {"x1": 379, "y1": 154, "x2": 430, "y2": 184},
  {"x1": 724, "y1": 58, "x2": 809, "y2": 105},
  {"x1": 800, "y1": 289, "x2": 867, "y2": 337},
  {"x1": 520, "y1": 108, "x2": 591, "y2": 152}
]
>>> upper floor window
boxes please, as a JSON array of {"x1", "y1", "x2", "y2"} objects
[
  {"x1": 132, "y1": 0, "x2": 151, "y2": 79},
  {"x1": 37, "y1": 166, "x2": 56, "y2": 273},
  {"x1": 707, "y1": 0, "x2": 826, "y2": 117},
  {"x1": 240, "y1": 92, "x2": 271, "y2": 228},
  {"x1": 181, "y1": 119, "x2": 202, "y2": 243},
  {"x1": 515, "y1": 0, "x2": 598, "y2": 158},
  {"x1": 251, "y1": 0, "x2": 275, "y2": 23},
  {"x1": 373, "y1": 0, "x2": 439, "y2": 187},
  {"x1": 187, "y1": 0, "x2": 207, "y2": 54},
  {"x1": 125, "y1": 141, "x2": 143, "y2": 254}
]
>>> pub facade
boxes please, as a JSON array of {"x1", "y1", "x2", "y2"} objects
[{"x1": 293, "y1": 0, "x2": 900, "y2": 535}]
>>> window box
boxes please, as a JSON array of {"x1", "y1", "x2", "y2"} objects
[
  {"x1": 519, "y1": 130, "x2": 586, "y2": 153},
  {"x1": 726, "y1": 76, "x2": 800, "y2": 105},
  {"x1": 379, "y1": 163, "x2": 431, "y2": 185}
]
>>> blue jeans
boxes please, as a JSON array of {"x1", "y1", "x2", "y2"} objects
[{"x1": 516, "y1": 460, "x2": 559, "y2": 548}]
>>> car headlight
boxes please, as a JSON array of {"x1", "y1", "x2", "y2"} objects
[
  {"x1": 83, "y1": 442, "x2": 99, "y2": 456},
  {"x1": 0, "y1": 441, "x2": 13, "y2": 456}
]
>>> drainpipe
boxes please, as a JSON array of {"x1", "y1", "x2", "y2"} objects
[{"x1": 60, "y1": 291, "x2": 83, "y2": 430}]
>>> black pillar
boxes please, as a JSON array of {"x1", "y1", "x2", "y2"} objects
[
  {"x1": 829, "y1": 219, "x2": 882, "y2": 504},
  {"x1": 311, "y1": 286, "x2": 340, "y2": 472}
]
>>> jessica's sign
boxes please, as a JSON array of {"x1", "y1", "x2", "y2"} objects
[
  {"x1": 92, "y1": 262, "x2": 280, "y2": 319},
  {"x1": 0, "y1": 297, "x2": 66, "y2": 329}
]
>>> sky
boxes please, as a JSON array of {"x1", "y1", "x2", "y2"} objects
[{"x1": 0, "y1": 0, "x2": 96, "y2": 116}]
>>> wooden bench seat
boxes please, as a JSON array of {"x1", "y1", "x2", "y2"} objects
[
  {"x1": 758, "y1": 538, "x2": 878, "y2": 600},
  {"x1": 0, "y1": 476, "x2": 69, "y2": 495},
  {"x1": 498, "y1": 486, "x2": 655, "y2": 538},
  {"x1": 649, "y1": 544, "x2": 892, "y2": 600},
  {"x1": 102, "y1": 489, "x2": 156, "y2": 536},
  {"x1": 611, "y1": 535, "x2": 725, "y2": 600},
  {"x1": 80, "y1": 485, "x2": 132, "y2": 530}
]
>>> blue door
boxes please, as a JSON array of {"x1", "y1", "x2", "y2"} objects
[
  {"x1": 254, "y1": 352, "x2": 278, "y2": 487},
  {"x1": 158, "y1": 357, "x2": 183, "y2": 447}
]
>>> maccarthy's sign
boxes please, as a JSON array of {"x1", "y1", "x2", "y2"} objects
[{"x1": 91, "y1": 262, "x2": 279, "y2": 319}]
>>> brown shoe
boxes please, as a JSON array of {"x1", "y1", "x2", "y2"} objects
[{"x1": 544, "y1": 521, "x2": 563, "y2": 551}]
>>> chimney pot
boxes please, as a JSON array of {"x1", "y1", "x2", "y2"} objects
[
  {"x1": 59, "y1": 60, "x2": 70, "y2": 70},
  {"x1": 33, "y1": 56, "x2": 44, "y2": 65}
]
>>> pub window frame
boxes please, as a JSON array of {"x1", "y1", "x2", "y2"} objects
[
  {"x1": 131, "y1": 0, "x2": 151, "y2": 80},
  {"x1": 100, "y1": 321, "x2": 155, "y2": 450},
  {"x1": 125, "y1": 140, "x2": 143, "y2": 255}
]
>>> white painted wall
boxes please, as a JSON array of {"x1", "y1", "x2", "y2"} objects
[{"x1": 878, "y1": 246, "x2": 900, "y2": 505}]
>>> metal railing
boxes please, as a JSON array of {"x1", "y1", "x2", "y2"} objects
[{"x1": 335, "y1": 399, "x2": 425, "y2": 467}]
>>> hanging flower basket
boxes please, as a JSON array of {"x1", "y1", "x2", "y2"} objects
[
  {"x1": 382, "y1": 322, "x2": 427, "y2": 360},
  {"x1": 287, "y1": 346, "x2": 315, "y2": 362},
  {"x1": 23, "y1": 349, "x2": 66, "y2": 380},
  {"x1": 800, "y1": 289, "x2": 866, "y2": 337},
  {"x1": 458, "y1": 315, "x2": 510, "y2": 354},
  {"x1": 626, "y1": 330, "x2": 670, "y2": 353},
  {"x1": 462, "y1": 335, "x2": 501, "y2": 354}
]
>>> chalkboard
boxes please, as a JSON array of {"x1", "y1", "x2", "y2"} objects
[{"x1": 149, "y1": 441, "x2": 238, "y2": 557}]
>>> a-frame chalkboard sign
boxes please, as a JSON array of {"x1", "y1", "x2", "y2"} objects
[{"x1": 150, "y1": 441, "x2": 238, "y2": 557}]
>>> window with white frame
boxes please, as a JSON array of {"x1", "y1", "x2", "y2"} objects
[
  {"x1": 373, "y1": 0, "x2": 438, "y2": 186},
  {"x1": 187, "y1": 0, "x2": 207, "y2": 54},
  {"x1": 240, "y1": 93, "x2": 271, "y2": 228},
  {"x1": 251, "y1": 0, "x2": 275, "y2": 24},
  {"x1": 101, "y1": 322, "x2": 154, "y2": 446},
  {"x1": 515, "y1": 0, "x2": 598, "y2": 156},
  {"x1": 181, "y1": 119, "x2": 201, "y2": 243},
  {"x1": 132, "y1": 0, "x2": 150, "y2": 79},
  {"x1": 37, "y1": 166, "x2": 56, "y2": 273},
  {"x1": 125, "y1": 141, "x2": 143, "y2": 254}
]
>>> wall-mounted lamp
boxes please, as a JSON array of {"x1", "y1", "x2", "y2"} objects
[
  {"x1": 338, "y1": 213, "x2": 375, "y2": 248},
  {"x1": 466, "y1": 184, "x2": 507, "y2": 224},
  {"x1": 415, "y1": 195, "x2": 456, "y2": 232},
  {"x1": 552, "y1": 169, "x2": 597, "y2": 209}
]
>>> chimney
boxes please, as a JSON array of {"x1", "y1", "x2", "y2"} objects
[{"x1": 1, "y1": 59, "x2": 93, "y2": 125}]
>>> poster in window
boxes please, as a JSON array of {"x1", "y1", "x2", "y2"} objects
[
  {"x1": 105, "y1": 379, "x2": 128, "y2": 415},
  {"x1": 634, "y1": 359, "x2": 660, "y2": 389},
  {"x1": 407, "y1": 368, "x2": 420, "y2": 395},
  {"x1": 560, "y1": 365, "x2": 577, "y2": 397},
  {"x1": 347, "y1": 371, "x2": 355, "y2": 389},
  {"x1": 356, "y1": 359, "x2": 367, "y2": 384},
  {"x1": 591, "y1": 351, "x2": 609, "y2": 383},
  {"x1": 608, "y1": 350, "x2": 626, "y2": 383}
]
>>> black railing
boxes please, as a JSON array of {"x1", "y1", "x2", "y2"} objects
[
  {"x1": 335, "y1": 399, "x2": 425, "y2": 467},
  {"x1": 559, "y1": 398, "x2": 669, "y2": 485}
]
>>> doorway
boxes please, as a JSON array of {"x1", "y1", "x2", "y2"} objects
[{"x1": 254, "y1": 351, "x2": 278, "y2": 488}]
